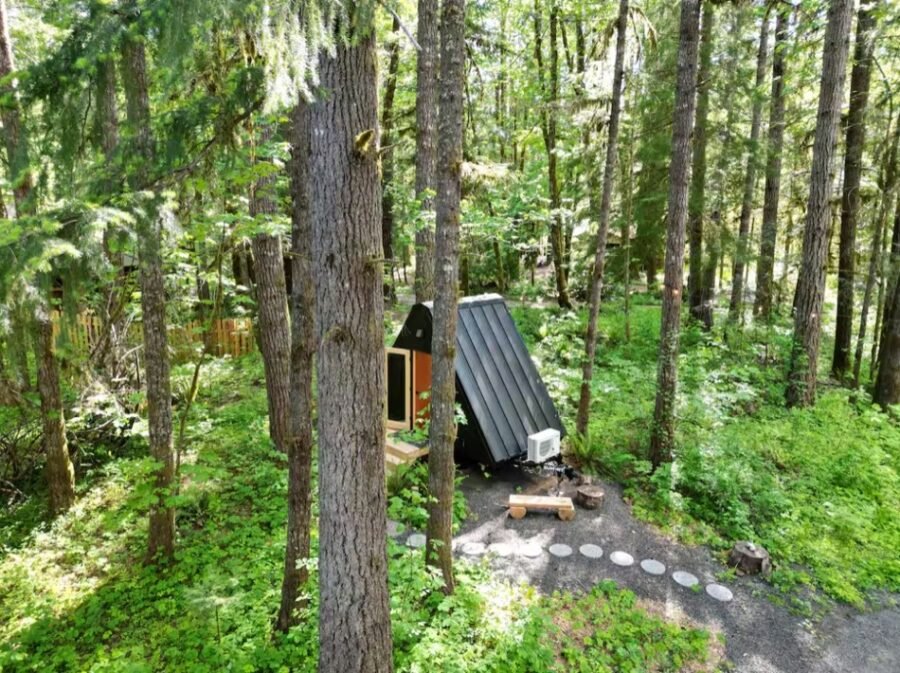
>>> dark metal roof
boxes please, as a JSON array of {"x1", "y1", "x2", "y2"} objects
[{"x1": 393, "y1": 294, "x2": 565, "y2": 464}]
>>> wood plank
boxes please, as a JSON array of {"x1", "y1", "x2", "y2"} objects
[
  {"x1": 508, "y1": 494, "x2": 574, "y2": 511},
  {"x1": 385, "y1": 436, "x2": 429, "y2": 460}
]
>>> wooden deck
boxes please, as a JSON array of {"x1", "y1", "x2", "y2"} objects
[{"x1": 385, "y1": 433, "x2": 429, "y2": 474}]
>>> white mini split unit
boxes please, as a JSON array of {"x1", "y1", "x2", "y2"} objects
[{"x1": 527, "y1": 428, "x2": 561, "y2": 463}]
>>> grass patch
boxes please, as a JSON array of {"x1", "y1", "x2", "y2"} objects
[{"x1": 0, "y1": 354, "x2": 721, "y2": 672}]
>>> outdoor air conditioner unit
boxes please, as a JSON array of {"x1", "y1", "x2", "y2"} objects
[{"x1": 527, "y1": 428, "x2": 561, "y2": 463}]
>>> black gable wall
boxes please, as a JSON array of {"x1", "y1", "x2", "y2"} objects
[{"x1": 393, "y1": 294, "x2": 565, "y2": 465}]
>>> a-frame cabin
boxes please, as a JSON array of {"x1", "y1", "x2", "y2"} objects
[{"x1": 386, "y1": 294, "x2": 565, "y2": 467}]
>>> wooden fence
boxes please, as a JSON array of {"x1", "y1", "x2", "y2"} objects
[{"x1": 51, "y1": 312, "x2": 256, "y2": 361}]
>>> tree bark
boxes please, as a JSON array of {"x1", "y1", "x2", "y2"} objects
[
  {"x1": 381, "y1": 16, "x2": 401, "y2": 298},
  {"x1": 426, "y1": 0, "x2": 465, "y2": 594},
  {"x1": 575, "y1": 0, "x2": 628, "y2": 436},
  {"x1": 687, "y1": 2, "x2": 714, "y2": 328},
  {"x1": 250, "y1": 125, "x2": 292, "y2": 455},
  {"x1": 414, "y1": 0, "x2": 439, "y2": 302},
  {"x1": 832, "y1": 1, "x2": 877, "y2": 379},
  {"x1": 785, "y1": 0, "x2": 854, "y2": 408},
  {"x1": 2, "y1": 0, "x2": 75, "y2": 514},
  {"x1": 534, "y1": 0, "x2": 571, "y2": 308},
  {"x1": 729, "y1": 11, "x2": 769, "y2": 321},
  {"x1": 276, "y1": 98, "x2": 315, "y2": 633},
  {"x1": 311, "y1": 27, "x2": 392, "y2": 672},
  {"x1": 35, "y1": 311, "x2": 76, "y2": 515},
  {"x1": 754, "y1": 6, "x2": 790, "y2": 320},
  {"x1": 874, "y1": 267, "x2": 900, "y2": 408},
  {"x1": 121, "y1": 23, "x2": 176, "y2": 562},
  {"x1": 622, "y1": 125, "x2": 634, "y2": 342},
  {"x1": 649, "y1": 0, "x2": 702, "y2": 467},
  {"x1": 0, "y1": 0, "x2": 32, "y2": 213},
  {"x1": 875, "y1": 201, "x2": 900, "y2": 382}
]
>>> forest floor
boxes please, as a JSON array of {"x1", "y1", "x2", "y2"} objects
[
  {"x1": 434, "y1": 464, "x2": 900, "y2": 673},
  {"x1": 2, "y1": 289, "x2": 899, "y2": 672}
]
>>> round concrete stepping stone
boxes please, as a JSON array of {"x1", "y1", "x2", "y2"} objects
[
  {"x1": 609, "y1": 551, "x2": 634, "y2": 567},
  {"x1": 640, "y1": 559, "x2": 666, "y2": 575},
  {"x1": 579, "y1": 544, "x2": 603, "y2": 559},
  {"x1": 406, "y1": 533, "x2": 426, "y2": 549},
  {"x1": 487, "y1": 542, "x2": 513, "y2": 557},
  {"x1": 672, "y1": 570, "x2": 699, "y2": 588},
  {"x1": 461, "y1": 541, "x2": 486, "y2": 556},
  {"x1": 548, "y1": 543, "x2": 573, "y2": 558},
  {"x1": 706, "y1": 583, "x2": 734, "y2": 602},
  {"x1": 518, "y1": 542, "x2": 543, "y2": 558},
  {"x1": 386, "y1": 519, "x2": 405, "y2": 537}
]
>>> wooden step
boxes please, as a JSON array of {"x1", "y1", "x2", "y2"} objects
[
  {"x1": 385, "y1": 435, "x2": 430, "y2": 460},
  {"x1": 508, "y1": 494, "x2": 575, "y2": 521},
  {"x1": 385, "y1": 452, "x2": 405, "y2": 474}
]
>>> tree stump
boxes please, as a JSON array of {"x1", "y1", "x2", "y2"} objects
[
  {"x1": 575, "y1": 485, "x2": 605, "y2": 510},
  {"x1": 729, "y1": 541, "x2": 771, "y2": 576}
]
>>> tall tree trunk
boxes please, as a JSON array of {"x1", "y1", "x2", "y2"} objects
[
  {"x1": 1, "y1": 5, "x2": 32, "y2": 393},
  {"x1": 250, "y1": 124, "x2": 292, "y2": 455},
  {"x1": 35, "y1": 310, "x2": 76, "y2": 515},
  {"x1": 729, "y1": 11, "x2": 769, "y2": 321},
  {"x1": 575, "y1": 0, "x2": 628, "y2": 436},
  {"x1": 121, "y1": 23, "x2": 176, "y2": 562},
  {"x1": 414, "y1": 0, "x2": 438, "y2": 302},
  {"x1": 687, "y1": 2, "x2": 714, "y2": 328},
  {"x1": 785, "y1": 0, "x2": 854, "y2": 408},
  {"x1": 534, "y1": 0, "x2": 571, "y2": 308},
  {"x1": 854, "y1": 113, "x2": 899, "y2": 388},
  {"x1": 854, "y1": 187, "x2": 894, "y2": 388},
  {"x1": 649, "y1": 0, "x2": 702, "y2": 467},
  {"x1": 10, "y1": 307, "x2": 30, "y2": 390},
  {"x1": 0, "y1": 0, "x2": 32, "y2": 213},
  {"x1": 276, "y1": 98, "x2": 315, "y2": 633},
  {"x1": 311, "y1": 27, "x2": 392, "y2": 673},
  {"x1": 622, "y1": 125, "x2": 634, "y2": 342},
  {"x1": 874, "y1": 269, "x2": 900, "y2": 408},
  {"x1": 426, "y1": 0, "x2": 465, "y2": 594},
  {"x1": 381, "y1": 16, "x2": 401, "y2": 298},
  {"x1": 754, "y1": 6, "x2": 790, "y2": 320},
  {"x1": 3, "y1": 0, "x2": 75, "y2": 513},
  {"x1": 832, "y1": 1, "x2": 877, "y2": 380},
  {"x1": 875, "y1": 201, "x2": 900, "y2": 380}
]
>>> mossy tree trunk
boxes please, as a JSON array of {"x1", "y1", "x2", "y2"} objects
[
  {"x1": 649, "y1": 0, "x2": 702, "y2": 467},
  {"x1": 276, "y1": 98, "x2": 315, "y2": 633},
  {"x1": 35, "y1": 311, "x2": 76, "y2": 515},
  {"x1": 414, "y1": 0, "x2": 438, "y2": 302},
  {"x1": 687, "y1": 2, "x2": 714, "y2": 329},
  {"x1": 832, "y1": 1, "x2": 877, "y2": 380},
  {"x1": 754, "y1": 6, "x2": 790, "y2": 321},
  {"x1": 576, "y1": 0, "x2": 629, "y2": 436},
  {"x1": 426, "y1": 0, "x2": 466, "y2": 594},
  {"x1": 121, "y1": 21, "x2": 176, "y2": 562},
  {"x1": 729, "y1": 11, "x2": 769, "y2": 322},
  {"x1": 250, "y1": 124, "x2": 292, "y2": 456},
  {"x1": 786, "y1": 0, "x2": 854, "y2": 407}
]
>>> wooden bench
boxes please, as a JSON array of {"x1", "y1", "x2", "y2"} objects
[{"x1": 508, "y1": 494, "x2": 575, "y2": 521}]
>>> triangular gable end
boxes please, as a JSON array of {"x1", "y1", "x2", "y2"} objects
[{"x1": 393, "y1": 294, "x2": 565, "y2": 465}]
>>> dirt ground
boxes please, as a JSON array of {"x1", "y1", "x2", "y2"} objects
[{"x1": 412, "y1": 464, "x2": 899, "y2": 673}]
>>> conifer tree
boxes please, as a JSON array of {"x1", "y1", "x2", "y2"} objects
[
  {"x1": 786, "y1": 0, "x2": 854, "y2": 407},
  {"x1": 649, "y1": 0, "x2": 702, "y2": 466},
  {"x1": 426, "y1": 0, "x2": 466, "y2": 594}
]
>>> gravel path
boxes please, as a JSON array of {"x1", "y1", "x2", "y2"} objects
[{"x1": 399, "y1": 464, "x2": 899, "y2": 673}]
